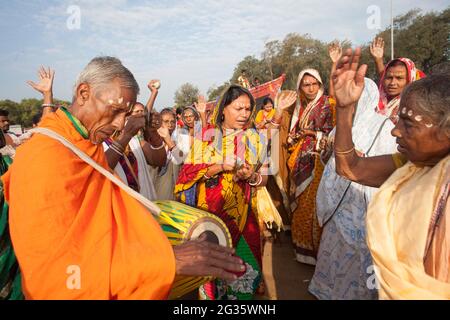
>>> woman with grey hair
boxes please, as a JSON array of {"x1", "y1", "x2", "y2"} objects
[{"x1": 332, "y1": 47, "x2": 450, "y2": 299}]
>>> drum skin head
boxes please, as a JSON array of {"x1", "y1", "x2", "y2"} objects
[{"x1": 188, "y1": 217, "x2": 231, "y2": 248}]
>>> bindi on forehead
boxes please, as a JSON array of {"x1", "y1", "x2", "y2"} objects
[{"x1": 231, "y1": 101, "x2": 251, "y2": 108}]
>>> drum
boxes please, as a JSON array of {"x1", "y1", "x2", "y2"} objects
[{"x1": 154, "y1": 200, "x2": 232, "y2": 299}]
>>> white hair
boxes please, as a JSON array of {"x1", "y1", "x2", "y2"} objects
[{"x1": 73, "y1": 56, "x2": 139, "y2": 101}]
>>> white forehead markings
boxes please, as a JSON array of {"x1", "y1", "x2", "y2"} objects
[
  {"x1": 404, "y1": 108, "x2": 434, "y2": 127},
  {"x1": 108, "y1": 99, "x2": 114, "y2": 105},
  {"x1": 118, "y1": 97, "x2": 124, "y2": 104}
]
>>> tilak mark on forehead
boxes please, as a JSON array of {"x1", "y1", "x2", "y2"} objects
[
  {"x1": 107, "y1": 96, "x2": 125, "y2": 105},
  {"x1": 401, "y1": 107, "x2": 433, "y2": 128}
]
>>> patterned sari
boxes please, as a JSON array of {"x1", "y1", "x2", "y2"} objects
[
  {"x1": 103, "y1": 137, "x2": 140, "y2": 192},
  {"x1": 310, "y1": 78, "x2": 397, "y2": 299},
  {"x1": 287, "y1": 70, "x2": 334, "y2": 265},
  {"x1": 0, "y1": 155, "x2": 23, "y2": 300},
  {"x1": 174, "y1": 126, "x2": 266, "y2": 300}
]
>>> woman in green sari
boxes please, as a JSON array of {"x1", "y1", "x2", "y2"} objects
[{"x1": 0, "y1": 129, "x2": 22, "y2": 300}]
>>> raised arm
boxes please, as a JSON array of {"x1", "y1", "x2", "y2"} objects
[
  {"x1": 269, "y1": 90, "x2": 297, "y2": 128},
  {"x1": 142, "y1": 112, "x2": 167, "y2": 167},
  {"x1": 27, "y1": 66, "x2": 55, "y2": 117},
  {"x1": 105, "y1": 115, "x2": 145, "y2": 169},
  {"x1": 333, "y1": 47, "x2": 396, "y2": 187},
  {"x1": 196, "y1": 96, "x2": 208, "y2": 128},
  {"x1": 328, "y1": 42, "x2": 342, "y2": 99},
  {"x1": 145, "y1": 79, "x2": 160, "y2": 113},
  {"x1": 369, "y1": 37, "x2": 386, "y2": 77}
]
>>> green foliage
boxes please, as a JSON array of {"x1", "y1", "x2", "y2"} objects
[
  {"x1": 207, "y1": 81, "x2": 231, "y2": 102},
  {"x1": 375, "y1": 8, "x2": 450, "y2": 73},
  {"x1": 0, "y1": 98, "x2": 70, "y2": 128},
  {"x1": 208, "y1": 8, "x2": 448, "y2": 98},
  {"x1": 174, "y1": 83, "x2": 200, "y2": 108},
  {"x1": 230, "y1": 56, "x2": 272, "y2": 85}
]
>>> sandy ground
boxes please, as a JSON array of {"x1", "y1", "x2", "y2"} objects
[
  {"x1": 260, "y1": 231, "x2": 316, "y2": 300},
  {"x1": 179, "y1": 230, "x2": 317, "y2": 300}
]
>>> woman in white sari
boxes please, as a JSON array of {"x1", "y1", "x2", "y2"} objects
[
  {"x1": 309, "y1": 78, "x2": 397, "y2": 299},
  {"x1": 103, "y1": 102, "x2": 166, "y2": 201},
  {"x1": 149, "y1": 108, "x2": 181, "y2": 200}
]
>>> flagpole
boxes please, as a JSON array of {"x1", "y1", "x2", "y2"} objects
[{"x1": 391, "y1": 0, "x2": 394, "y2": 60}]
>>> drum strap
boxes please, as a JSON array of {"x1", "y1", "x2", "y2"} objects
[{"x1": 30, "y1": 127, "x2": 161, "y2": 216}]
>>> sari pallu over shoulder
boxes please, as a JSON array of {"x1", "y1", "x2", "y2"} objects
[
  {"x1": 174, "y1": 126, "x2": 267, "y2": 300},
  {"x1": 175, "y1": 126, "x2": 266, "y2": 239},
  {"x1": 376, "y1": 58, "x2": 425, "y2": 122},
  {"x1": 287, "y1": 95, "x2": 334, "y2": 202},
  {"x1": 366, "y1": 155, "x2": 450, "y2": 299},
  {"x1": 316, "y1": 78, "x2": 395, "y2": 226}
]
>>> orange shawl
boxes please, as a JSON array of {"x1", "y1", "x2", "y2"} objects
[{"x1": 1, "y1": 109, "x2": 175, "y2": 299}]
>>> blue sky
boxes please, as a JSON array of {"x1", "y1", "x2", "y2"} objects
[{"x1": 0, "y1": 0, "x2": 448, "y2": 109}]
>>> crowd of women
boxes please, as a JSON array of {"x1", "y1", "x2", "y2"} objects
[{"x1": 0, "y1": 36, "x2": 448, "y2": 300}]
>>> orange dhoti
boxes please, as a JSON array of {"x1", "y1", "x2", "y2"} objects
[{"x1": 1, "y1": 109, "x2": 175, "y2": 299}]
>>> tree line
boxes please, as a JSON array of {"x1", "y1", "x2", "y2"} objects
[
  {"x1": 0, "y1": 99, "x2": 70, "y2": 129},
  {"x1": 175, "y1": 8, "x2": 449, "y2": 107}
]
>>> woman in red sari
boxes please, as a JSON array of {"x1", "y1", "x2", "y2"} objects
[
  {"x1": 288, "y1": 69, "x2": 334, "y2": 265},
  {"x1": 174, "y1": 85, "x2": 269, "y2": 300},
  {"x1": 376, "y1": 58, "x2": 426, "y2": 123},
  {"x1": 369, "y1": 37, "x2": 425, "y2": 122}
]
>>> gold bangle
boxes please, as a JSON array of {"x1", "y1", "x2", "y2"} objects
[
  {"x1": 270, "y1": 119, "x2": 281, "y2": 126},
  {"x1": 248, "y1": 172, "x2": 262, "y2": 186},
  {"x1": 334, "y1": 145, "x2": 355, "y2": 155},
  {"x1": 111, "y1": 141, "x2": 125, "y2": 153}
]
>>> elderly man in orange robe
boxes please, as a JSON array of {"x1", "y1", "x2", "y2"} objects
[{"x1": 1, "y1": 56, "x2": 244, "y2": 300}]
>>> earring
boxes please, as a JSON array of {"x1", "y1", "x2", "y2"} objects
[{"x1": 221, "y1": 115, "x2": 224, "y2": 121}]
